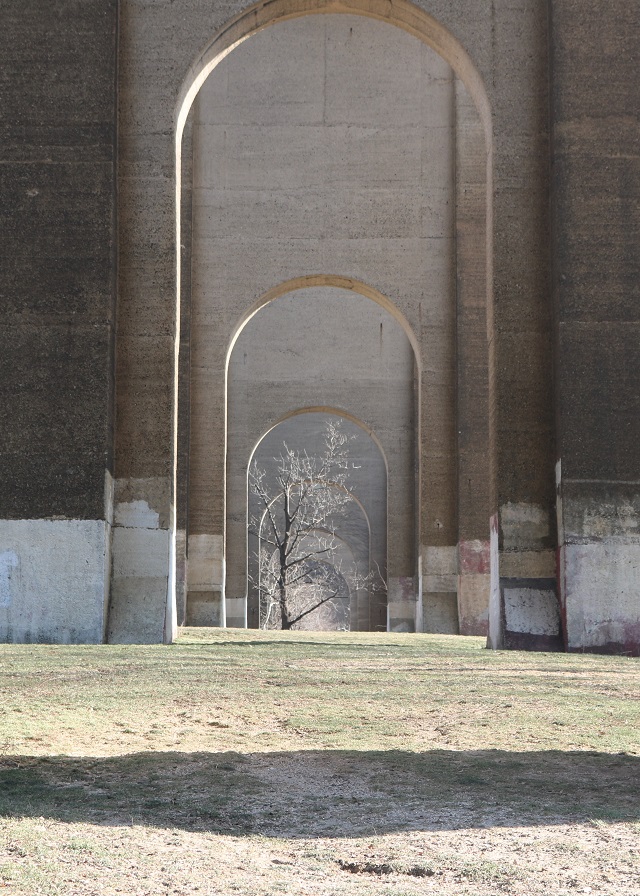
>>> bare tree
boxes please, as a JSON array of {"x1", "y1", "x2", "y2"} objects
[{"x1": 249, "y1": 421, "x2": 370, "y2": 630}]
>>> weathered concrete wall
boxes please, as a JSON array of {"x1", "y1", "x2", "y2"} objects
[
  {"x1": 551, "y1": 0, "x2": 640, "y2": 654},
  {"x1": 484, "y1": 0, "x2": 556, "y2": 651},
  {"x1": 107, "y1": 494, "x2": 171, "y2": 644},
  {"x1": 0, "y1": 0, "x2": 117, "y2": 643},
  {"x1": 0, "y1": 520, "x2": 112, "y2": 644}
]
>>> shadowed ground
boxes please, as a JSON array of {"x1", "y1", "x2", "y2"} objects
[{"x1": 1, "y1": 748, "x2": 639, "y2": 836}]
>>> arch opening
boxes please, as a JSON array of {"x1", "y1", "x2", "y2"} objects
[
  {"x1": 173, "y1": 8, "x2": 492, "y2": 638},
  {"x1": 247, "y1": 410, "x2": 387, "y2": 631}
]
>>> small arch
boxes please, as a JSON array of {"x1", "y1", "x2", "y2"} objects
[
  {"x1": 250, "y1": 416, "x2": 377, "y2": 586},
  {"x1": 250, "y1": 405, "x2": 390, "y2": 479},
  {"x1": 245, "y1": 409, "x2": 388, "y2": 630}
]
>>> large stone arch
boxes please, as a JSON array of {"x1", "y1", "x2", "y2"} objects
[
  {"x1": 180, "y1": 14, "x2": 491, "y2": 637},
  {"x1": 110, "y1": 0, "x2": 554, "y2": 646}
]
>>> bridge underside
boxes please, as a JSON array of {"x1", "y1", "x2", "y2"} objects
[{"x1": 1, "y1": 0, "x2": 638, "y2": 654}]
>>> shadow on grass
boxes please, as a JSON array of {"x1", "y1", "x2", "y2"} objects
[{"x1": 1, "y1": 749, "x2": 638, "y2": 836}]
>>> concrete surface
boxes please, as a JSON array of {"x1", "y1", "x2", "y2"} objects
[
  {"x1": 2, "y1": 0, "x2": 637, "y2": 652},
  {"x1": 0, "y1": 520, "x2": 110, "y2": 644},
  {"x1": 550, "y1": 0, "x2": 640, "y2": 655}
]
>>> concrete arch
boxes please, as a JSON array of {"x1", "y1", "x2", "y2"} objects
[
  {"x1": 225, "y1": 276, "x2": 422, "y2": 374},
  {"x1": 173, "y1": 8, "x2": 494, "y2": 636},
  {"x1": 175, "y1": 0, "x2": 492, "y2": 146},
  {"x1": 248, "y1": 405, "x2": 390, "y2": 480},
  {"x1": 248, "y1": 405, "x2": 389, "y2": 516},
  {"x1": 172, "y1": 4, "x2": 493, "y2": 639},
  {"x1": 225, "y1": 291, "x2": 413, "y2": 586},
  {"x1": 222, "y1": 283, "x2": 415, "y2": 629},
  {"x1": 246, "y1": 409, "x2": 387, "y2": 630}
]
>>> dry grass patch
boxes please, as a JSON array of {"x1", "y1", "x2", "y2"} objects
[{"x1": 0, "y1": 629, "x2": 639, "y2": 894}]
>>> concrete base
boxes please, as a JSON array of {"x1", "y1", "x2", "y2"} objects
[
  {"x1": 562, "y1": 540, "x2": 640, "y2": 655},
  {"x1": 489, "y1": 576, "x2": 563, "y2": 651},
  {"x1": 108, "y1": 525, "x2": 170, "y2": 644},
  {"x1": 175, "y1": 528, "x2": 187, "y2": 626},
  {"x1": 186, "y1": 591, "x2": 223, "y2": 626},
  {"x1": 387, "y1": 576, "x2": 417, "y2": 632},
  {"x1": 422, "y1": 592, "x2": 459, "y2": 634},
  {"x1": 186, "y1": 534, "x2": 225, "y2": 627},
  {"x1": 422, "y1": 546, "x2": 460, "y2": 633},
  {"x1": 0, "y1": 519, "x2": 110, "y2": 643},
  {"x1": 225, "y1": 596, "x2": 246, "y2": 629},
  {"x1": 457, "y1": 540, "x2": 490, "y2": 635}
]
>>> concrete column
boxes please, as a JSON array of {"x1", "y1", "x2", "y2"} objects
[
  {"x1": 487, "y1": 0, "x2": 559, "y2": 651},
  {"x1": 454, "y1": 78, "x2": 491, "y2": 636},
  {"x1": 550, "y1": 0, "x2": 640, "y2": 654},
  {"x1": 0, "y1": 1, "x2": 118, "y2": 644},
  {"x1": 175, "y1": 116, "x2": 194, "y2": 627},
  {"x1": 110, "y1": 1, "x2": 177, "y2": 643},
  {"x1": 419, "y1": 65, "x2": 458, "y2": 636}
]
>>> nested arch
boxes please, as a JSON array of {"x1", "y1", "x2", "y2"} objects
[
  {"x1": 225, "y1": 276, "x2": 422, "y2": 373},
  {"x1": 246, "y1": 409, "x2": 388, "y2": 630},
  {"x1": 173, "y1": 1, "x2": 494, "y2": 564},
  {"x1": 177, "y1": 7, "x2": 492, "y2": 636},
  {"x1": 223, "y1": 278, "x2": 415, "y2": 630},
  {"x1": 174, "y1": 0, "x2": 492, "y2": 146},
  {"x1": 253, "y1": 405, "x2": 391, "y2": 477}
]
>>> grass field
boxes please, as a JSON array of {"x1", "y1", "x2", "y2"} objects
[{"x1": 0, "y1": 629, "x2": 639, "y2": 894}]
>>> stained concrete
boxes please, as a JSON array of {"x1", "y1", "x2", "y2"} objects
[
  {"x1": 0, "y1": 520, "x2": 110, "y2": 644},
  {"x1": 3, "y1": 0, "x2": 636, "y2": 652},
  {"x1": 551, "y1": 0, "x2": 640, "y2": 654},
  {"x1": 0, "y1": 1, "x2": 117, "y2": 524},
  {"x1": 501, "y1": 579, "x2": 562, "y2": 651},
  {"x1": 0, "y1": 1, "x2": 117, "y2": 645},
  {"x1": 422, "y1": 593, "x2": 459, "y2": 635}
]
